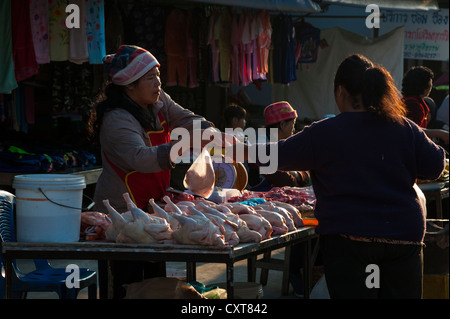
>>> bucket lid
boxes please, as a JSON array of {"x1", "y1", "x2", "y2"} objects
[{"x1": 13, "y1": 174, "x2": 86, "y2": 190}]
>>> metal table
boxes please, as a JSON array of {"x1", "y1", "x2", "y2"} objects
[
  {"x1": 2, "y1": 227, "x2": 317, "y2": 299},
  {"x1": 418, "y1": 182, "x2": 449, "y2": 219}
]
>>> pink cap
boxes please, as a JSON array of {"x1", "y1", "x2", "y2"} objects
[{"x1": 264, "y1": 101, "x2": 298, "y2": 126}]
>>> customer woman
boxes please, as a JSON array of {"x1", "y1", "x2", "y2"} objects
[
  {"x1": 238, "y1": 54, "x2": 446, "y2": 298},
  {"x1": 88, "y1": 45, "x2": 213, "y2": 214}
]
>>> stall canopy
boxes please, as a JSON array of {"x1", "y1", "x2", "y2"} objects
[
  {"x1": 322, "y1": 0, "x2": 439, "y2": 11},
  {"x1": 187, "y1": 0, "x2": 321, "y2": 13}
]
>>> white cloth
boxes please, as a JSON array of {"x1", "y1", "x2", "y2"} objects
[
  {"x1": 272, "y1": 26, "x2": 405, "y2": 120},
  {"x1": 69, "y1": 0, "x2": 89, "y2": 64}
]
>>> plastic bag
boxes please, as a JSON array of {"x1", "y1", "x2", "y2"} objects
[{"x1": 183, "y1": 148, "x2": 215, "y2": 198}]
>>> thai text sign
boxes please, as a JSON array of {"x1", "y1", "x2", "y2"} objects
[{"x1": 381, "y1": 9, "x2": 449, "y2": 61}]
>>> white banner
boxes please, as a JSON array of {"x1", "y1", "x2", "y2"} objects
[
  {"x1": 272, "y1": 26, "x2": 405, "y2": 120},
  {"x1": 380, "y1": 9, "x2": 449, "y2": 61}
]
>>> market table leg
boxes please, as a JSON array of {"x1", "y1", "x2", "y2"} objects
[
  {"x1": 302, "y1": 239, "x2": 312, "y2": 299},
  {"x1": 97, "y1": 260, "x2": 108, "y2": 299},
  {"x1": 226, "y1": 262, "x2": 235, "y2": 299},
  {"x1": 282, "y1": 245, "x2": 292, "y2": 295},
  {"x1": 4, "y1": 256, "x2": 12, "y2": 299},
  {"x1": 186, "y1": 261, "x2": 196, "y2": 282},
  {"x1": 247, "y1": 255, "x2": 256, "y2": 282}
]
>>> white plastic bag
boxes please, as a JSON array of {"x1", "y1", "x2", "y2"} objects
[{"x1": 183, "y1": 148, "x2": 215, "y2": 198}]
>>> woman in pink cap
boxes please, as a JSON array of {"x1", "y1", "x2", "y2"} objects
[
  {"x1": 251, "y1": 101, "x2": 312, "y2": 298},
  {"x1": 250, "y1": 101, "x2": 310, "y2": 191},
  {"x1": 87, "y1": 45, "x2": 214, "y2": 298}
]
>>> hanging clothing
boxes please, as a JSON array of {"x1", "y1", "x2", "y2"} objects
[
  {"x1": 165, "y1": 9, "x2": 188, "y2": 87},
  {"x1": 251, "y1": 12, "x2": 264, "y2": 81},
  {"x1": 230, "y1": 10, "x2": 241, "y2": 86},
  {"x1": 86, "y1": 0, "x2": 106, "y2": 64},
  {"x1": 69, "y1": 0, "x2": 89, "y2": 64},
  {"x1": 186, "y1": 9, "x2": 199, "y2": 88},
  {"x1": 49, "y1": 0, "x2": 69, "y2": 61},
  {"x1": 257, "y1": 10, "x2": 272, "y2": 76},
  {"x1": 11, "y1": 0, "x2": 39, "y2": 82},
  {"x1": 272, "y1": 14, "x2": 297, "y2": 85},
  {"x1": 295, "y1": 21, "x2": 320, "y2": 64},
  {"x1": 237, "y1": 12, "x2": 248, "y2": 86},
  {"x1": 218, "y1": 9, "x2": 232, "y2": 82},
  {"x1": 105, "y1": 0, "x2": 124, "y2": 54},
  {"x1": 127, "y1": 4, "x2": 168, "y2": 82},
  {"x1": 207, "y1": 11, "x2": 220, "y2": 83},
  {"x1": 29, "y1": 0, "x2": 50, "y2": 64},
  {"x1": 0, "y1": 0, "x2": 18, "y2": 94}
]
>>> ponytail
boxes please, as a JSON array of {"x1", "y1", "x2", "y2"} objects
[
  {"x1": 335, "y1": 54, "x2": 406, "y2": 124},
  {"x1": 362, "y1": 67, "x2": 406, "y2": 124}
]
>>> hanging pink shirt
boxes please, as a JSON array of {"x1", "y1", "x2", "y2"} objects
[
  {"x1": 207, "y1": 11, "x2": 220, "y2": 83},
  {"x1": 230, "y1": 10, "x2": 241, "y2": 86},
  {"x1": 257, "y1": 10, "x2": 272, "y2": 76},
  {"x1": 29, "y1": 0, "x2": 50, "y2": 64}
]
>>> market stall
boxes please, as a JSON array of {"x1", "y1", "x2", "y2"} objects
[{"x1": 2, "y1": 226, "x2": 318, "y2": 299}]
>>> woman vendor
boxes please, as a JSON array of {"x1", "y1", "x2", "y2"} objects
[
  {"x1": 88, "y1": 45, "x2": 213, "y2": 215},
  {"x1": 87, "y1": 45, "x2": 214, "y2": 298}
]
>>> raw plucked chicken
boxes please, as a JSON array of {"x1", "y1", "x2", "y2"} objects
[
  {"x1": 239, "y1": 214, "x2": 273, "y2": 240},
  {"x1": 197, "y1": 202, "x2": 262, "y2": 243},
  {"x1": 170, "y1": 211, "x2": 228, "y2": 249},
  {"x1": 254, "y1": 210, "x2": 289, "y2": 235},
  {"x1": 261, "y1": 201, "x2": 304, "y2": 228},
  {"x1": 149, "y1": 198, "x2": 180, "y2": 231},
  {"x1": 187, "y1": 205, "x2": 240, "y2": 246},
  {"x1": 103, "y1": 195, "x2": 174, "y2": 244},
  {"x1": 100, "y1": 188, "x2": 307, "y2": 248},
  {"x1": 254, "y1": 202, "x2": 296, "y2": 231},
  {"x1": 183, "y1": 148, "x2": 215, "y2": 198}
]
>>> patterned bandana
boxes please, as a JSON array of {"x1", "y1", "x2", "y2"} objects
[{"x1": 103, "y1": 45, "x2": 160, "y2": 86}]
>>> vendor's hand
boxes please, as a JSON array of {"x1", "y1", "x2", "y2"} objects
[{"x1": 170, "y1": 128, "x2": 232, "y2": 160}]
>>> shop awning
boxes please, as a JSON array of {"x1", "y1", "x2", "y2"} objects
[
  {"x1": 186, "y1": 0, "x2": 321, "y2": 13},
  {"x1": 321, "y1": 0, "x2": 440, "y2": 11}
]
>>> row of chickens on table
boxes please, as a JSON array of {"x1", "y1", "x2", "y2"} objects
[{"x1": 81, "y1": 187, "x2": 316, "y2": 250}]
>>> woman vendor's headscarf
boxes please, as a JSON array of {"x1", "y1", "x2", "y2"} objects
[
  {"x1": 92, "y1": 45, "x2": 161, "y2": 133},
  {"x1": 103, "y1": 45, "x2": 160, "y2": 86}
]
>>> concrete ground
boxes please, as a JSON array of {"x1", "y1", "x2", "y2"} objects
[{"x1": 15, "y1": 247, "x2": 326, "y2": 300}]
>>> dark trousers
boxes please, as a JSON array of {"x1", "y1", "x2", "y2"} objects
[{"x1": 321, "y1": 235, "x2": 423, "y2": 299}]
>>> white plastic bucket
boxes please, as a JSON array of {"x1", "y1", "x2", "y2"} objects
[{"x1": 12, "y1": 174, "x2": 86, "y2": 243}]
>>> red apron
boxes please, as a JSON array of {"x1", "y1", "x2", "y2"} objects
[{"x1": 104, "y1": 112, "x2": 171, "y2": 209}]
